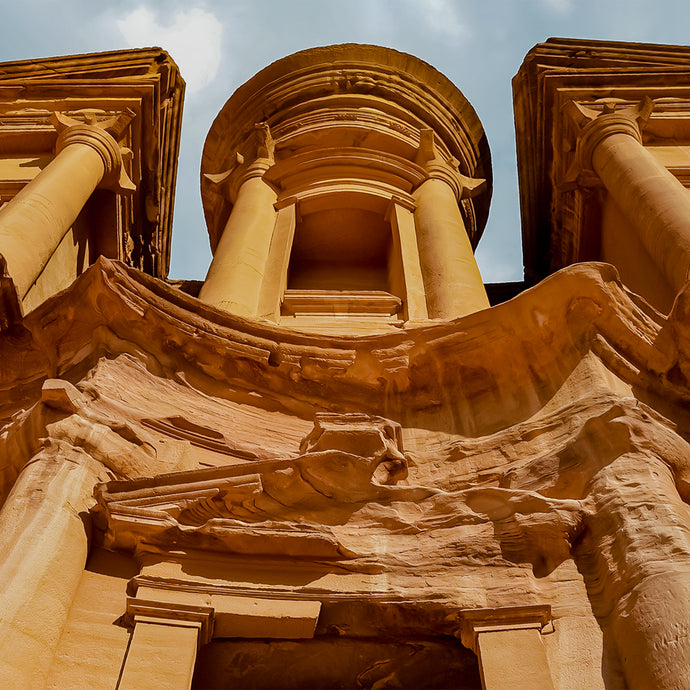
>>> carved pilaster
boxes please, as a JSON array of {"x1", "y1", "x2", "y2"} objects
[{"x1": 458, "y1": 605, "x2": 555, "y2": 690}]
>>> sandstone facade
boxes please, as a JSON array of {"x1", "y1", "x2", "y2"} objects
[{"x1": 0, "y1": 39, "x2": 688, "y2": 689}]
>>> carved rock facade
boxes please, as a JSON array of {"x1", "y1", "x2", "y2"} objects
[{"x1": 0, "y1": 40, "x2": 689, "y2": 690}]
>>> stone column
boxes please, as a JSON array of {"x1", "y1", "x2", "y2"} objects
[
  {"x1": 199, "y1": 123, "x2": 278, "y2": 318},
  {"x1": 0, "y1": 112, "x2": 134, "y2": 303},
  {"x1": 458, "y1": 605, "x2": 555, "y2": 690},
  {"x1": 0, "y1": 441, "x2": 105, "y2": 687},
  {"x1": 568, "y1": 98, "x2": 690, "y2": 293},
  {"x1": 413, "y1": 130, "x2": 489, "y2": 319},
  {"x1": 580, "y1": 453, "x2": 690, "y2": 690}
]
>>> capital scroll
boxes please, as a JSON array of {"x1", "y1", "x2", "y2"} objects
[
  {"x1": 561, "y1": 97, "x2": 654, "y2": 187},
  {"x1": 203, "y1": 121, "x2": 277, "y2": 203},
  {"x1": 50, "y1": 110, "x2": 136, "y2": 194},
  {"x1": 415, "y1": 128, "x2": 485, "y2": 200}
]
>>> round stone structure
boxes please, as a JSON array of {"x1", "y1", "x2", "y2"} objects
[
  {"x1": 198, "y1": 44, "x2": 493, "y2": 328},
  {"x1": 201, "y1": 44, "x2": 492, "y2": 253}
]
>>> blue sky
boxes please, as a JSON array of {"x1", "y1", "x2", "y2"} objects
[{"x1": 3, "y1": 0, "x2": 690, "y2": 282}]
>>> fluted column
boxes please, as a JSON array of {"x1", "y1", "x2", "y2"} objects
[
  {"x1": 199, "y1": 123, "x2": 278, "y2": 318},
  {"x1": 413, "y1": 130, "x2": 489, "y2": 319},
  {"x1": 568, "y1": 98, "x2": 690, "y2": 293},
  {"x1": 0, "y1": 112, "x2": 134, "y2": 304}
]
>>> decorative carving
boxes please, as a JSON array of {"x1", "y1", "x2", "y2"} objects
[
  {"x1": 5, "y1": 40, "x2": 690, "y2": 688},
  {"x1": 252, "y1": 121, "x2": 275, "y2": 162},
  {"x1": 201, "y1": 46, "x2": 491, "y2": 257},
  {"x1": 415, "y1": 128, "x2": 485, "y2": 200},
  {"x1": 50, "y1": 110, "x2": 136, "y2": 194},
  {"x1": 456, "y1": 605, "x2": 553, "y2": 654},
  {"x1": 126, "y1": 597, "x2": 215, "y2": 646},
  {"x1": 561, "y1": 97, "x2": 654, "y2": 187},
  {"x1": 94, "y1": 412, "x2": 410, "y2": 561},
  {"x1": 141, "y1": 416, "x2": 259, "y2": 460},
  {"x1": 203, "y1": 121, "x2": 276, "y2": 203}
]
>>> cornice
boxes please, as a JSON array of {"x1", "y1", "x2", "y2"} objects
[{"x1": 0, "y1": 47, "x2": 179, "y2": 81}]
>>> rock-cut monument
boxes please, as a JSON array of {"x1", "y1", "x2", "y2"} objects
[{"x1": 0, "y1": 39, "x2": 689, "y2": 689}]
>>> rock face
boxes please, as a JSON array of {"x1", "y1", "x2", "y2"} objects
[{"x1": 0, "y1": 40, "x2": 690, "y2": 690}]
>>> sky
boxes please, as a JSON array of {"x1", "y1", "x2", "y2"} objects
[{"x1": 3, "y1": 0, "x2": 690, "y2": 283}]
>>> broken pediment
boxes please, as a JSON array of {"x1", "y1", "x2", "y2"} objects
[{"x1": 93, "y1": 412, "x2": 410, "y2": 562}]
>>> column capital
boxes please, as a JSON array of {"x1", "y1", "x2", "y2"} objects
[
  {"x1": 562, "y1": 97, "x2": 654, "y2": 185},
  {"x1": 50, "y1": 111, "x2": 136, "y2": 194},
  {"x1": 415, "y1": 128, "x2": 485, "y2": 200},
  {"x1": 456, "y1": 604, "x2": 552, "y2": 654},
  {"x1": 126, "y1": 596, "x2": 215, "y2": 647},
  {"x1": 203, "y1": 121, "x2": 276, "y2": 203}
]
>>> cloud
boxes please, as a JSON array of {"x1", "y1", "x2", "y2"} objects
[
  {"x1": 540, "y1": 0, "x2": 572, "y2": 14},
  {"x1": 412, "y1": 0, "x2": 467, "y2": 39},
  {"x1": 116, "y1": 6, "x2": 222, "y2": 94}
]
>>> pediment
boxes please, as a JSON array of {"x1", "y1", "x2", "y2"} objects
[
  {"x1": 93, "y1": 412, "x2": 410, "y2": 563},
  {"x1": 94, "y1": 460, "x2": 355, "y2": 560},
  {"x1": 2, "y1": 256, "x2": 689, "y2": 434}
]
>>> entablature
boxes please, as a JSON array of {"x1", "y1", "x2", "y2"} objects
[{"x1": 266, "y1": 148, "x2": 427, "y2": 198}]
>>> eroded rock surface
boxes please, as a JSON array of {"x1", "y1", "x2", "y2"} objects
[{"x1": 0, "y1": 258, "x2": 687, "y2": 688}]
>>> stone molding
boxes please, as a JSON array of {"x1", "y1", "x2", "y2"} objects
[
  {"x1": 457, "y1": 604, "x2": 553, "y2": 654},
  {"x1": 281, "y1": 289, "x2": 403, "y2": 316},
  {"x1": 126, "y1": 597, "x2": 215, "y2": 646}
]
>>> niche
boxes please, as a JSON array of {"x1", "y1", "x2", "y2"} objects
[{"x1": 281, "y1": 192, "x2": 405, "y2": 321}]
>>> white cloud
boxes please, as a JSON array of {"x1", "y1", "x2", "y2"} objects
[
  {"x1": 541, "y1": 0, "x2": 572, "y2": 14},
  {"x1": 413, "y1": 0, "x2": 467, "y2": 39},
  {"x1": 116, "y1": 6, "x2": 222, "y2": 94}
]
